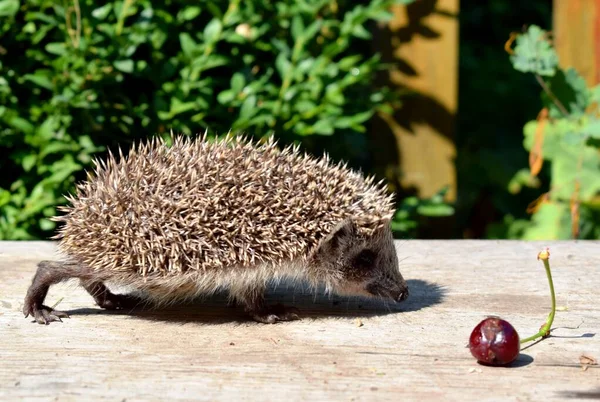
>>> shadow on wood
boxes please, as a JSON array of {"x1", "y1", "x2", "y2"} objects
[
  {"x1": 60, "y1": 278, "x2": 446, "y2": 325},
  {"x1": 556, "y1": 388, "x2": 600, "y2": 400}
]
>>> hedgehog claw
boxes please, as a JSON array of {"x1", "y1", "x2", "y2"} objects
[
  {"x1": 251, "y1": 304, "x2": 301, "y2": 324},
  {"x1": 28, "y1": 304, "x2": 69, "y2": 325}
]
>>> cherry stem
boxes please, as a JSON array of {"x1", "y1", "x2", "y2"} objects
[{"x1": 520, "y1": 249, "x2": 556, "y2": 344}]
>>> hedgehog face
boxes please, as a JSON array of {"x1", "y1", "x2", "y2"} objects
[{"x1": 312, "y1": 219, "x2": 409, "y2": 303}]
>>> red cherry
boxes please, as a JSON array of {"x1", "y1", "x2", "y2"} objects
[{"x1": 469, "y1": 317, "x2": 520, "y2": 366}]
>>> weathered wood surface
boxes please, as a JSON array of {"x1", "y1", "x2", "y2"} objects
[{"x1": 0, "y1": 240, "x2": 598, "y2": 401}]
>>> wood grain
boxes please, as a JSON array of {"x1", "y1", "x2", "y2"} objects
[
  {"x1": 373, "y1": 0, "x2": 459, "y2": 201},
  {"x1": 1, "y1": 241, "x2": 599, "y2": 401},
  {"x1": 553, "y1": 0, "x2": 600, "y2": 85}
]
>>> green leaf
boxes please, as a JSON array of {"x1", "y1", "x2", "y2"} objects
[
  {"x1": 333, "y1": 110, "x2": 373, "y2": 128},
  {"x1": 352, "y1": 24, "x2": 371, "y2": 39},
  {"x1": 203, "y1": 18, "x2": 222, "y2": 43},
  {"x1": 30, "y1": 24, "x2": 52, "y2": 44},
  {"x1": 178, "y1": 6, "x2": 201, "y2": 22},
  {"x1": 312, "y1": 119, "x2": 334, "y2": 135},
  {"x1": 296, "y1": 58, "x2": 315, "y2": 75},
  {"x1": 23, "y1": 71, "x2": 53, "y2": 90},
  {"x1": 39, "y1": 219, "x2": 56, "y2": 231},
  {"x1": 157, "y1": 111, "x2": 171, "y2": 120},
  {"x1": 325, "y1": 84, "x2": 345, "y2": 105},
  {"x1": 0, "y1": 0, "x2": 18, "y2": 17},
  {"x1": 275, "y1": 53, "x2": 291, "y2": 79},
  {"x1": 0, "y1": 189, "x2": 10, "y2": 208},
  {"x1": 196, "y1": 54, "x2": 229, "y2": 70},
  {"x1": 45, "y1": 42, "x2": 67, "y2": 55},
  {"x1": 39, "y1": 142, "x2": 77, "y2": 158},
  {"x1": 151, "y1": 30, "x2": 168, "y2": 49},
  {"x1": 507, "y1": 168, "x2": 541, "y2": 194},
  {"x1": 510, "y1": 25, "x2": 559, "y2": 77},
  {"x1": 582, "y1": 118, "x2": 600, "y2": 139},
  {"x1": 114, "y1": 59, "x2": 134, "y2": 73},
  {"x1": 7, "y1": 116, "x2": 35, "y2": 134},
  {"x1": 522, "y1": 203, "x2": 571, "y2": 240},
  {"x1": 239, "y1": 95, "x2": 257, "y2": 119},
  {"x1": 247, "y1": 114, "x2": 275, "y2": 126},
  {"x1": 543, "y1": 68, "x2": 589, "y2": 117},
  {"x1": 170, "y1": 98, "x2": 197, "y2": 116},
  {"x1": 291, "y1": 15, "x2": 304, "y2": 42},
  {"x1": 302, "y1": 20, "x2": 322, "y2": 43},
  {"x1": 589, "y1": 83, "x2": 600, "y2": 105},
  {"x1": 217, "y1": 90, "x2": 235, "y2": 104},
  {"x1": 417, "y1": 203, "x2": 455, "y2": 217},
  {"x1": 36, "y1": 117, "x2": 58, "y2": 141},
  {"x1": 23, "y1": 21, "x2": 35, "y2": 33},
  {"x1": 22, "y1": 155, "x2": 36, "y2": 172},
  {"x1": 48, "y1": 158, "x2": 81, "y2": 181},
  {"x1": 338, "y1": 55, "x2": 362, "y2": 70},
  {"x1": 551, "y1": 144, "x2": 600, "y2": 201},
  {"x1": 92, "y1": 4, "x2": 112, "y2": 20},
  {"x1": 179, "y1": 33, "x2": 197, "y2": 58},
  {"x1": 295, "y1": 100, "x2": 317, "y2": 113},
  {"x1": 523, "y1": 118, "x2": 574, "y2": 159},
  {"x1": 230, "y1": 73, "x2": 245, "y2": 93}
]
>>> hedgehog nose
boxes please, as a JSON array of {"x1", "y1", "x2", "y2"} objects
[{"x1": 396, "y1": 288, "x2": 409, "y2": 302}]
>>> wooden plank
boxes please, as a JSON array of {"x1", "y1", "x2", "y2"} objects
[
  {"x1": 372, "y1": 0, "x2": 459, "y2": 202},
  {"x1": 553, "y1": 0, "x2": 600, "y2": 85},
  {"x1": 1, "y1": 240, "x2": 599, "y2": 401}
]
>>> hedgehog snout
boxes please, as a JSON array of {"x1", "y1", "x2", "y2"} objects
[
  {"x1": 396, "y1": 287, "x2": 409, "y2": 302},
  {"x1": 391, "y1": 281, "x2": 409, "y2": 303},
  {"x1": 395, "y1": 275, "x2": 410, "y2": 302},
  {"x1": 365, "y1": 277, "x2": 409, "y2": 302}
]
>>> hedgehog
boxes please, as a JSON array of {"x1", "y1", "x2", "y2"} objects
[{"x1": 23, "y1": 133, "x2": 409, "y2": 325}]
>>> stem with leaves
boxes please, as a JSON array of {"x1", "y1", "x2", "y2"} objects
[{"x1": 534, "y1": 74, "x2": 570, "y2": 117}]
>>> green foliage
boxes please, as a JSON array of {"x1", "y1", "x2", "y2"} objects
[
  {"x1": 510, "y1": 25, "x2": 558, "y2": 77},
  {"x1": 456, "y1": 1, "x2": 552, "y2": 239},
  {"x1": 502, "y1": 25, "x2": 600, "y2": 239},
  {"x1": 391, "y1": 187, "x2": 455, "y2": 238},
  {"x1": 0, "y1": 0, "x2": 415, "y2": 240}
]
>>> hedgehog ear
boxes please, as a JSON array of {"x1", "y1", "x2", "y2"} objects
[{"x1": 316, "y1": 219, "x2": 358, "y2": 258}]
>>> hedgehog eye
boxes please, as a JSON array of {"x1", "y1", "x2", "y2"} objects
[{"x1": 354, "y1": 249, "x2": 376, "y2": 269}]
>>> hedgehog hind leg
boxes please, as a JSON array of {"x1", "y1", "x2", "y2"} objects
[
  {"x1": 23, "y1": 260, "x2": 80, "y2": 324},
  {"x1": 233, "y1": 286, "x2": 301, "y2": 324},
  {"x1": 80, "y1": 280, "x2": 144, "y2": 311}
]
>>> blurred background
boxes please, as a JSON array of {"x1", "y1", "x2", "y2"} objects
[{"x1": 1, "y1": 0, "x2": 598, "y2": 241}]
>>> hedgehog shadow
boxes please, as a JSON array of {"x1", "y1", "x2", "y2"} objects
[{"x1": 66, "y1": 279, "x2": 445, "y2": 325}]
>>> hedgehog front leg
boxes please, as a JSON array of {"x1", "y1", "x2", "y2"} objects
[
  {"x1": 23, "y1": 261, "x2": 143, "y2": 325},
  {"x1": 23, "y1": 260, "x2": 78, "y2": 324},
  {"x1": 234, "y1": 286, "x2": 301, "y2": 324}
]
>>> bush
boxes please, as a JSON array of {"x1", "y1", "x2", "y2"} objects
[
  {"x1": 489, "y1": 25, "x2": 600, "y2": 239},
  {"x1": 456, "y1": 1, "x2": 552, "y2": 239},
  {"x1": 0, "y1": 0, "x2": 420, "y2": 240}
]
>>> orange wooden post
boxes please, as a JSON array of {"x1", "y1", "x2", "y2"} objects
[
  {"x1": 553, "y1": 0, "x2": 600, "y2": 85},
  {"x1": 371, "y1": 0, "x2": 459, "y2": 237},
  {"x1": 372, "y1": 0, "x2": 459, "y2": 202}
]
